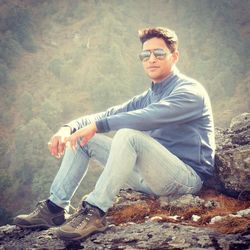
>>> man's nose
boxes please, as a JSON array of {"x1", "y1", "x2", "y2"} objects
[{"x1": 148, "y1": 52, "x2": 156, "y2": 62}]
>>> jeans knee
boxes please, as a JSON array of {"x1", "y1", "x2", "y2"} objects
[
  {"x1": 113, "y1": 128, "x2": 144, "y2": 148},
  {"x1": 114, "y1": 128, "x2": 139, "y2": 140},
  {"x1": 79, "y1": 133, "x2": 111, "y2": 158}
]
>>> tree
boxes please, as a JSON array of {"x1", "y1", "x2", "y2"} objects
[
  {"x1": 19, "y1": 91, "x2": 34, "y2": 122},
  {"x1": 39, "y1": 99, "x2": 62, "y2": 131},
  {"x1": 11, "y1": 118, "x2": 52, "y2": 185}
]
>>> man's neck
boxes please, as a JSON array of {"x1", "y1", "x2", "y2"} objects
[{"x1": 152, "y1": 69, "x2": 177, "y2": 85}]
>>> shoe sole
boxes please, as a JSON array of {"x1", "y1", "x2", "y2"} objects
[
  {"x1": 14, "y1": 218, "x2": 54, "y2": 229},
  {"x1": 58, "y1": 225, "x2": 108, "y2": 241},
  {"x1": 15, "y1": 223, "x2": 51, "y2": 229},
  {"x1": 14, "y1": 217, "x2": 66, "y2": 229}
]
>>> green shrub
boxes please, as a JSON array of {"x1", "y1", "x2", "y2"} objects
[
  {"x1": 48, "y1": 59, "x2": 75, "y2": 84},
  {"x1": 13, "y1": 118, "x2": 52, "y2": 184},
  {"x1": 0, "y1": 35, "x2": 22, "y2": 66},
  {"x1": 39, "y1": 99, "x2": 62, "y2": 130},
  {"x1": 48, "y1": 59, "x2": 64, "y2": 78},
  {"x1": 1, "y1": 6, "x2": 36, "y2": 53},
  {"x1": 19, "y1": 92, "x2": 34, "y2": 122}
]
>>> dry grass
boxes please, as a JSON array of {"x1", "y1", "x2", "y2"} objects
[{"x1": 108, "y1": 189, "x2": 250, "y2": 234}]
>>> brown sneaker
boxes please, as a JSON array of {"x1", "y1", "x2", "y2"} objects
[
  {"x1": 14, "y1": 200, "x2": 66, "y2": 229},
  {"x1": 57, "y1": 202, "x2": 107, "y2": 241}
]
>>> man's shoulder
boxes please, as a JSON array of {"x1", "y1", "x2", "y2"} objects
[
  {"x1": 176, "y1": 72, "x2": 207, "y2": 93},
  {"x1": 176, "y1": 72, "x2": 200, "y2": 85}
]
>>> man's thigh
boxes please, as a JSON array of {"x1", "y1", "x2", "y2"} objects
[
  {"x1": 83, "y1": 133, "x2": 112, "y2": 166},
  {"x1": 125, "y1": 131, "x2": 202, "y2": 196}
]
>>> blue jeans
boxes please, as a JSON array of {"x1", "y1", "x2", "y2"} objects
[{"x1": 49, "y1": 129, "x2": 203, "y2": 212}]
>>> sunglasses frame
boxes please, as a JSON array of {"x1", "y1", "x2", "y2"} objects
[{"x1": 139, "y1": 48, "x2": 168, "y2": 61}]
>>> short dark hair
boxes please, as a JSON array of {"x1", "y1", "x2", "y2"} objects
[{"x1": 138, "y1": 27, "x2": 178, "y2": 53}]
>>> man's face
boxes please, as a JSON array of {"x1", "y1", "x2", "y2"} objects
[{"x1": 141, "y1": 37, "x2": 178, "y2": 83}]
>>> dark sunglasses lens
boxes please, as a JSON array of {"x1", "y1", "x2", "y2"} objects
[
  {"x1": 153, "y1": 49, "x2": 166, "y2": 58},
  {"x1": 139, "y1": 51, "x2": 150, "y2": 61},
  {"x1": 139, "y1": 49, "x2": 167, "y2": 61}
]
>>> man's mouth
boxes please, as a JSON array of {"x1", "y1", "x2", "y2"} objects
[{"x1": 147, "y1": 66, "x2": 159, "y2": 71}]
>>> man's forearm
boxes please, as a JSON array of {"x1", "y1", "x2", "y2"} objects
[{"x1": 64, "y1": 93, "x2": 146, "y2": 133}]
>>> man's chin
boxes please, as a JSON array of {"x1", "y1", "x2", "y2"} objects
[{"x1": 147, "y1": 73, "x2": 160, "y2": 82}]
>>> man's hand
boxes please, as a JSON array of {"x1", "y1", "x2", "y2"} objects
[
  {"x1": 65, "y1": 123, "x2": 97, "y2": 151},
  {"x1": 48, "y1": 126, "x2": 71, "y2": 159}
]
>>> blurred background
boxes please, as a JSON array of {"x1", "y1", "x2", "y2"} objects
[{"x1": 0, "y1": 0, "x2": 249, "y2": 225}]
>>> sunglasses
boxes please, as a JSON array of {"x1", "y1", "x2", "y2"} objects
[{"x1": 139, "y1": 48, "x2": 168, "y2": 61}]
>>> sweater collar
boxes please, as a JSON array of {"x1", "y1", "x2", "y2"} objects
[{"x1": 151, "y1": 68, "x2": 179, "y2": 94}]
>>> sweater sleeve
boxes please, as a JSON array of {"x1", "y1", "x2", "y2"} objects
[
  {"x1": 65, "y1": 90, "x2": 149, "y2": 133},
  {"x1": 96, "y1": 84, "x2": 204, "y2": 133}
]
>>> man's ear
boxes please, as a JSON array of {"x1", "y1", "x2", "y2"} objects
[{"x1": 172, "y1": 50, "x2": 179, "y2": 64}]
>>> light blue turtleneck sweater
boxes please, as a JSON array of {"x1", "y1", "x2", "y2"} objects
[{"x1": 67, "y1": 70, "x2": 215, "y2": 180}]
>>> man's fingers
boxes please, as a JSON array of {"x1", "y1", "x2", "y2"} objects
[
  {"x1": 54, "y1": 154, "x2": 61, "y2": 159},
  {"x1": 48, "y1": 139, "x2": 61, "y2": 159},
  {"x1": 80, "y1": 136, "x2": 88, "y2": 147},
  {"x1": 64, "y1": 135, "x2": 83, "y2": 152},
  {"x1": 71, "y1": 138, "x2": 77, "y2": 151},
  {"x1": 63, "y1": 136, "x2": 75, "y2": 151},
  {"x1": 58, "y1": 140, "x2": 65, "y2": 156},
  {"x1": 48, "y1": 141, "x2": 52, "y2": 151},
  {"x1": 51, "y1": 137, "x2": 59, "y2": 156}
]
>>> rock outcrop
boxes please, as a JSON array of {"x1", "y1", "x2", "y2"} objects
[
  {"x1": 0, "y1": 221, "x2": 249, "y2": 250},
  {"x1": 1, "y1": 188, "x2": 250, "y2": 249},
  {"x1": 208, "y1": 112, "x2": 250, "y2": 199}
]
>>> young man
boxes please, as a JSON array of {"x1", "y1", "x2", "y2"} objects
[{"x1": 14, "y1": 27, "x2": 215, "y2": 241}]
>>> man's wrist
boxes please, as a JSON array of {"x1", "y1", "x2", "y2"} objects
[
  {"x1": 61, "y1": 125, "x2": 73, "y2": 134},
  {"x1": 95, "y1": 119, "x2": 110, "y2": 133},
  {"x1": 91, "y1": 122, "x2": 97, "y2": 133}
]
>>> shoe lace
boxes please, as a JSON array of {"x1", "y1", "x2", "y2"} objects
[
  {"x1": 85, "y1": 208, "x2": 94, "y2": 222},
  {"x1": 68, "y1": 207, "x2": 87, "y2": 228},
  {"x1": 68, "y1": 207, "x2": 96, "y2": 228},
  {"x1": 30, "y1": 200, "x2": 45, "y2": 216}
]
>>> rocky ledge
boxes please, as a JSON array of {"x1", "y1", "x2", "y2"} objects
[
  {"x1": 1, "y1": 219, "x2": 249, "y2": 250},
  {"x1": 0, "y1": 113, "x2": 249, "y2": 249},
  {"x1": 209, "y1": 112, "x2": 250, "y2": 199}
]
